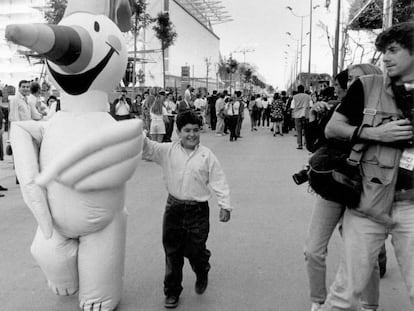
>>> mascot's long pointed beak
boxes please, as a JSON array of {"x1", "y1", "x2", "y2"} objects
[{"x1": 5, "y1": 23, "x2": 93, "y2": 73}]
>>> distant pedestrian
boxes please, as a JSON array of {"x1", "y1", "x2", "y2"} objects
[
  {"x1": 235, "y1": 91, "x2": 244, "y2": 138},
  {"x1": 248, "y1": 95, "x2": 258, "y2": 131},
  {"x1": 112, "y1": 88, "x2": 132, "y2": 121},
  {"x1": 0, "y1": 107, "x2": 4, "y2": 160},
  {"x1": 150, "y1": 95, "x2": 167, "y2": 142},
  {"x1": 142, "y1": 93, "x2": 154, "y2": 131},
  {"x1": 215, "y1": 93, "x2": 226, "y2": 136},
  {"x1": 270, "y1": 93, "x2": 284, "y2": 136},
  {"x1": 261, "y1": 96, "x2": 271, "y2": 127},
  {"x1": 224, "y1": 96, "x2": 240, "y2": 141},
  {"x1": 207, "y1": 90, "x2": 218, "y2": 130},
  {"x1": 163, "y1": 92, "x2": 177, "y2": 142},
  {"x1": 291, "y1": 85, "x2": 311, "y2": 149},
  {"x1": 9, "y1": 80, "x2": 43, "y2": 122}
]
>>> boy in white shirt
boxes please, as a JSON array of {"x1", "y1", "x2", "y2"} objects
[{"x1": 142, "y1": 111, "x2": 232, "y2": 309}]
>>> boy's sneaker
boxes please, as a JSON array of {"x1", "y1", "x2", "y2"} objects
[
  {"x1": 164, "y1": 296, "x2": 179, "y2": 309},
  {"x1": 311, "y1": 302, "x2": 322, "y2": 311},
  {"x1": 195, "y1": 274, "x2": 208, "y2": 294}
]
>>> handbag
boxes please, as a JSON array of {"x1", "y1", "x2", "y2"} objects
[{"x1": 308, "y1": 144, "x2": 362, "y2": 207}]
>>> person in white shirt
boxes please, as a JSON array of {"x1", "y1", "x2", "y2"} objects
[
  {"x1": 27, "y1": 82, "x2": 48, "y2": 117},
  {"x1": 215, "y1": 93, "x2": 226, "y2": 136},
  {"x1": 9, "y1": 80, "x2": 42, "y2": 122},
  {"x1": 224, "y1": 96, "x2": 240, "y2": 141},
  {"x1": 194, "y1": 93, "x2": 207, "y2": 126},
  {"x1": 142, "y1": 110, "x2": 232, "y2": 309},
  {"x1": 291, "y1": 84, "x2": 312, "y2": 149},
  {"x1": 112, "y1": 88, "x2": 132, "y2": 120},
  {"x1": 184, "y1": 84, "x2": 193, "y2": 106}
]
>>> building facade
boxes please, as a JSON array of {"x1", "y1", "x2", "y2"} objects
[
  {"x1": 133, "y1": 0, "x2": 229, "y2": 93},
  {"x1": 0, "y1": 0, "x2": 46, "y2": 87}
]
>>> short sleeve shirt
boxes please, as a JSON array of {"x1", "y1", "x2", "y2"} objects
[{"x1": 336, "y1": 79, "x2": 365, "y2": 126}]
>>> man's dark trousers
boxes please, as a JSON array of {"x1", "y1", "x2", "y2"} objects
[
  {"x1": 163, "y1": 195, "x2": 211, "y2": 297},
  {"x1": 163, "y1": 116, "x2": 175, "y2": 142}
]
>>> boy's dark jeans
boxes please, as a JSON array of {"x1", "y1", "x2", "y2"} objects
[{"x1": 163, "y1": 195, "x2": 211, "y2": 297}]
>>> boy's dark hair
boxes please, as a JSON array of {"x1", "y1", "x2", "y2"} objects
[
  {"x1": 375, "y1": 22, "x2": 414, "y2": 54},
  {"x1": 234, "y1": 90, "x2": 242, "y2": 97},
  {"x1": 297, "y1": 85, "x2": 305, "y2": 93},
  {"x1": 334, "y1": 69, "x2": 348, "y2": 90},
  {"x1": 176, "y1": 111, "x2": 202, "y2": 131}
]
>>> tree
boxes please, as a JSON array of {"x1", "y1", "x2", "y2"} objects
[
  {"x1": 225, "y1": 57, "x2": 238, "y2": 94},
  {"x1": 129, "y1": 0, "x2": 152, "y2": 93},
  {"x1": 45, "y1": 0, "x2": 67, "y2": 24},
  {"x1": 152, "y1": 12, "x2": 177, "y2": 89},
  {"x1": 349, "y1": 0, "x2": 414, "y2": 30}
]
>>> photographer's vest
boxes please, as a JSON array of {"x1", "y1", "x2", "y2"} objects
[{"x1": 351, "y1": 75, "x2": 403, "y2": 225}]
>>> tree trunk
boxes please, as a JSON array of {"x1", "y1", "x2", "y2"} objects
[{"x1": 162, "y1": 43, "x2": 166, "y2": 89}]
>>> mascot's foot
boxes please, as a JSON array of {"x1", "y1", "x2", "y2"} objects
[
  {"x1": 80, "y1": 301, "x2": 119, "y2": 311},
  {"x1": 48, "y1": 281, "x2": 78, "y2": 296}
]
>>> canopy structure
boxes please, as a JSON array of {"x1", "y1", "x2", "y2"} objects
[
  {"x1": 348, "y1": 0, "x2": 414, "y2": 30},
  {"x1": 174, "y1": 0, "x2": 233, "y2": 28}
]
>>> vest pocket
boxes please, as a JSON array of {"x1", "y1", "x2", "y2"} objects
[{"x1": 357, "y1": 161, "x2": 398, "y2": 224}]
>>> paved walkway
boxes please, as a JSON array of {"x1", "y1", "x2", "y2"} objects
[{"x1": 0, "y1": 113, "x2": 411, "y2": 311}]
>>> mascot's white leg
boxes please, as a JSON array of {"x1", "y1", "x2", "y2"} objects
[
  {"x1": 31, "y1": 227, "x2": 79, "y2": 295},
  {"x1": 78, "y1": 208, "x2": 128, "y2": 311}
]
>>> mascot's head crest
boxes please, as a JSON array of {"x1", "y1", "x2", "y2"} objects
[{"x1": 65, "y1": 0, "x2": 132, "y2": 33}]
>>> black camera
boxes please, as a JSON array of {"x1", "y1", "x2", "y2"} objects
[{"x1": 292, "y1": 165, "x2": 310, "y2": 185}]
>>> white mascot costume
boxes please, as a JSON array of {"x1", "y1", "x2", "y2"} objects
[{"x1": 5, "y1": 0, "x2": 143, "y2": 310}]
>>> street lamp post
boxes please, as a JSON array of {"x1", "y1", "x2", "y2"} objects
[
  {"x1": 287, "y1": 3, "x2": 319, "y2": 90},
  {"x1": 286, "y1": 7, "x2": 307, "y2": 80},
  {"x1": 308, "y1": 0, "x2": 313, "y2": 91},
  {"x1": 286, "y1": 33, "x2": 302, "y2": 86}
]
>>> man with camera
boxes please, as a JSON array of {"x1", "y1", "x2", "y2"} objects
[
  {"x1": 321, "y1": 22, "x2": 414, "y2": 310},
  {"x1": 111, "y1": 88, "x2": 132, "y2": 121}
]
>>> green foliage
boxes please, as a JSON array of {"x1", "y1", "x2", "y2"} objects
[
  {"x1": 152, "y1": 12, "x2": 177, "y2": 49},
  {"x1": 349, "y1": 0, "x2": 414, "y2": 30},
  {"x1": 45, "y1": 0, "x2": 67, "y2": 24}
]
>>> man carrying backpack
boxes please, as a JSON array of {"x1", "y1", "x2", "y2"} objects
[{"x1": 322, "y1": 22, "x2": 414, "y2": 311}]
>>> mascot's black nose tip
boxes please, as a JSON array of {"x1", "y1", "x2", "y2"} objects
[{"x1": 43, "y1": 25, "x2": 82, "y2": 66}]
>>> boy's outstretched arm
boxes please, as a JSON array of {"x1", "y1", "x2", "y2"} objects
[{"x1": 142, "y1": 134, "x2": 170, "y2": 164}]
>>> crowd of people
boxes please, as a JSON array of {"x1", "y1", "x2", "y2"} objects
[{"x1": 0, "y1": 21, "x2": 413, "y2": 311}]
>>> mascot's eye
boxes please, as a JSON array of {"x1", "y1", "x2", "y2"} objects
[{"x1": 94, "y1": 22, "x2": 100, "y2": 32}]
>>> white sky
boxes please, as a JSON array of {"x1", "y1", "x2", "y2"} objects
[{"x1": 213, "y1": 0, "x2": 354, "y2": 90}]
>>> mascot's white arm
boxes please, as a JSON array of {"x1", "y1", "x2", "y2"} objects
[
  {"x1": 10, "y1": 121, "x2": 53, "y2": 239},
  {"x1": 36, "y1": 119, "x2": 143, "y2": 191}
]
